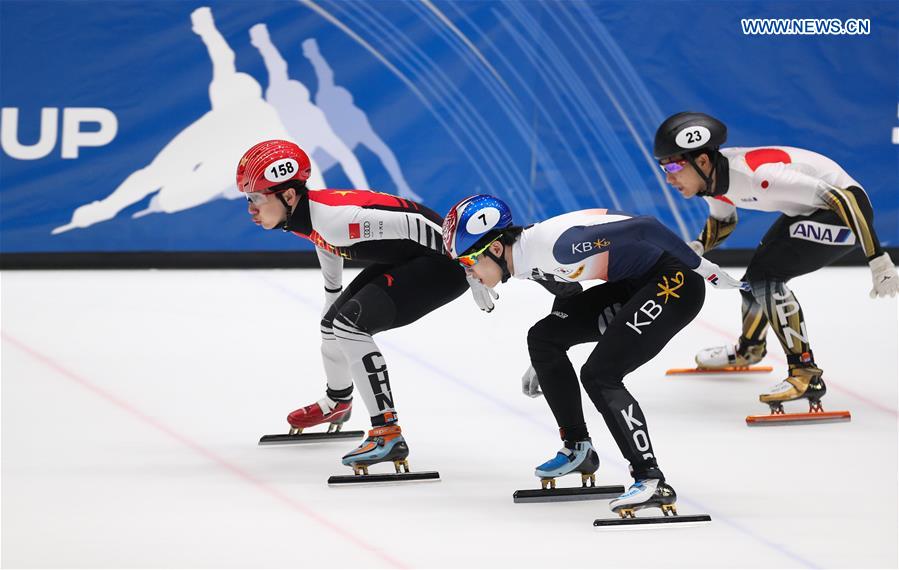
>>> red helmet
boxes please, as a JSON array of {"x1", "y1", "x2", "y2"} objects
[{"x1": 236, "y1": 139, "x2": 311, "y2": 194}]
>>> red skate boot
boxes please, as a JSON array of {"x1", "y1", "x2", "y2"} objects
[
  {"x1": 259, "y1": 397, "x2": 364, "y2": 445},
  {"x1": 288, "y1": 398, "x2": 353, "y2": 434}
]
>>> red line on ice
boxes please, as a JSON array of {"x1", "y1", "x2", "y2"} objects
[{"x1": 2, "y1": 332, "x2": 408, "y2": 570}]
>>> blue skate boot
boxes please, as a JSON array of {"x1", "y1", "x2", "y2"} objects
[
  {"x1": 534, "y1": 439, "x2": 600, "y2": 490},
  {"x1": 341, "y1": 424, "x2": 410, "y2": 476},
  {"x1": 609, "y1": 479, "x2": 678, "y2": 518}
]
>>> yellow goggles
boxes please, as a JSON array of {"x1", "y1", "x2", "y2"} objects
[{"x1": 457, "y1": 239, "x2": 498, "y2": 267}]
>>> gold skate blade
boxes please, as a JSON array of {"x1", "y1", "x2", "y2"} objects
[
  {"x1": 258, "y1": 430, "x2": 365, "y2": 445},
  {"x1": 327, "y1": 471, "x2": 440, "y2": 486},
  {"x1": 594, "y1": 514, "x2": 711, "y2": 529},
  {"x1": 746, "y1": 410, "x2": 851, "y2": 426},
  {"x1": 666, "y1": 366, "x2": 772, "y2": 375},
  {"x1": 513, "y1": 485, "x2": 625, "y2": 503}
]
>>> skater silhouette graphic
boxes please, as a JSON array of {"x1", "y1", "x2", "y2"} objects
[
  {"x1": 53, "y1": 7, "x2": 290, "y2": 234},
  {"x1": 249, "y1": 24, "x2": 367, "y2": 192},
  {"x1": 302, "y1": 38, "x2": 421, "y2": 201}
]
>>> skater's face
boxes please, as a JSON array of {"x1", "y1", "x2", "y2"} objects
[
  {"x1": 660, "y1": 153, "x2": 712, "y2": 198},
  {"x1": 466, "y1": 240, "x2": 506, "y2": 288},
  {"x1": 246, "y1": 190, "x2": 291, "y2": 230}
]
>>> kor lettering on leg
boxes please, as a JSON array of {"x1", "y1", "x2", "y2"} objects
[
  {"x1": 620, "y1": 403, "x2": 654, "y2": 460},
  {"x1": 625, "y1": 300, "x2": 663, "y2": 335},
  {"x1": 362, "y1": 351, "x2": 394, "y2": 411}
]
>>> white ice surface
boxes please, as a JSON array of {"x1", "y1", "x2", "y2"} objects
[{"x1": 2, "y1": 267, "x2": 897, "y2": 569}]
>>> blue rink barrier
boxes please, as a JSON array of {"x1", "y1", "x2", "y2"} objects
[{"x1": 1, "y1": 1, "x2": 895, "y2": 266}]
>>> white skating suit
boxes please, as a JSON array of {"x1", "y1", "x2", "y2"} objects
[
  {"x1": 698, "y1": 147, "x2": 880, "y2": 259},
  {"x1": 511, "y1": 209, "x2": 704, "y2": 284},
  {"x1": 694, "y1": 146, "x2": 885, "y2": 369}
]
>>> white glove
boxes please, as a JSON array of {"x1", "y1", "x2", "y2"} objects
[
  {"x1": 868, "y1": 252, "x2": 899, "y2": 298},
  {"x1": 466, "y1": 273, "x2": 499, "y2": 312},
  {"x1": 687, "y1": 240, "x2": 705, "y2": 256},
  {"x1": 695, "y1": 257, "x2": 746, "y2": 290},
  {"x1": 322, "y1": 287, "x2": 342, "y2": 317},
  {"x1": 521, "y1": 365, "x2": 542, "y2": 398}
]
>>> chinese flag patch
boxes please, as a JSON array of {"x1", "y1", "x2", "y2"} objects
[{"x1": 348, "y1": 223, "x2": 361, "y2": 239}]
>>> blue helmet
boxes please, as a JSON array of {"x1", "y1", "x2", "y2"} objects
[{"x1": 442, "y1": 194, "x2": 514, "y2": 258}]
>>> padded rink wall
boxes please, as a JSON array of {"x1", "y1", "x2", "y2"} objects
[{"x1": 0, "y1": 1, "x2": 896, "y2": 268}]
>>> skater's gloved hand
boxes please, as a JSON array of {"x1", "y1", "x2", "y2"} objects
[
  {"x1": 322, "y1": 287, "x2": 342, "y2": 317},
  {"x1": 466, "y1": 273, "x2": 499, "y2": 312},
  {"x1": 694, "y1": 257, "x2": 745, "y2": 290},
  {"x1": 521, "y1": 365, "x2": 542, "y2": 398},
  {"x1": 868, "y1": 252, "x2": 899, "y2": 298},
  {"x1": 687, "y1": 240, "x2": 704, "y2": 256}
]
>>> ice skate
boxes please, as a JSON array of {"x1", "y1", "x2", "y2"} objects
[
  {"x1": 697, "y1": 339, "x2": 767, "y2": 369},
  {"x1": 667, "y1": 339, "x2": 772, "y2": 375},
  {"x1": 258, "y1": 397, "x2": 364, "y2": 445},
  {"x1": 535, "y1": 439, "x2": 600, "y2": 489},
  {"x1": 747, "y1": 366, "x2": 851, "y2": 425},
  {"x1": 513, "y1": 440, "x2": 623, "y2": 503},
  {"x1": 328, "y1": 424, "x2": 440, "y2": 485},
  {"x1": 341, "y1": 424, "x2": 410, "y2": 474},
  {"x1": 595, "y1": 479, "x2": 711, "y2": 528},
  {"x1": 288, "y1": 397, "x2": 353, "y2": 434},
  {"x1": 610, "y1": 479, "x2": 678, "y2": 517}
]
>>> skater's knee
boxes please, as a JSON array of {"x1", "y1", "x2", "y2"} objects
[
  {"x1": 745, "y1": 279, "x2": 773, "y2": 303},
  {"x1": 527, "y1": 318, "x2": 568, "y2": 358},
  {"x1": 321, "y1": 300, "x2": 342, "y2": 330},
  {"x1": 746, "y1": 278, "x2": 792, "y2": 305},
  {"x1": 579, "y1": 361, "x2": 623, "y2": 394},
  {"x1": 334, "y1": 299, "x2": 369, "y2": 334},
  {"x1": 739, "y1": 286, "x2": 756, "y2": 305},
  {"x1": 334, "y1": 286, "x2": 397, "y2": 335}
]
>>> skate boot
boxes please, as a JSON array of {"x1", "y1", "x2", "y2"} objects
[
  {"x1": 759, "y1": 365, "x2": 826, "y2": 414},
  {"x1": 695, "y1": 338, "x2": 767, "y2": 369},
  {"x1": 534, "y1": 439, "x2": 600, "y2": 489},
  {"x1": 287, "y1": 397, "x2": 352, "y2": 434},
  {"x1": 610, "y1": 479, "x2": 678, "y2": 518},
  {"x1": 341, "y1": 424, "x2": 410, "y2": 475}
]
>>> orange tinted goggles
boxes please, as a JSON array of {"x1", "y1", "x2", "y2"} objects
[{"x1": 457, "y1": 239, "x2": 497, "y2": 267}]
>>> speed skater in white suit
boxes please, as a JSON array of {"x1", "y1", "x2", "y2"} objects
[{"x1": 653, "y1": 112, "x2": 898, "y2": 414}]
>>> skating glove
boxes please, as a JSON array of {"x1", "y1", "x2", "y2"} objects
[
  {"x1": 868, "y1": 252, "x2": 899, "y2": 298},
  {"x1": 694, "y1": 257, "x2": 747, "y2": 291},
  {"x1": 322, "y1": 287, "x2": 342, "y2": 317},
  {"x1": 466, "y1": 273, "x2": 499, "y2": 312},
  {"x1": 521, "y1": 365, "x2": 542, "y2": 398},
  {"x1": 687, "y1": 240, "x2": 704, "y2": 256}
]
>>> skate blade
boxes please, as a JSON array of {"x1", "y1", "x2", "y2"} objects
[
  {"x1": 258, "y1": 430, "x2": 365, "y2": 445},
  {"x1": 594, "y1": 514, "x2": 711, "y2": 529},
  {"x1": 327, "y1": 471, "x2": 440, "y2": 486},
  {"x1": 513, "y1": 485, "x2": 625, "y2": 503},
  {"x1": 745, "y1": 410, "x2": 851, "y2": 426},
  {"x1": 666, "y1": 366, "x2": 772, "y2": 375}
]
